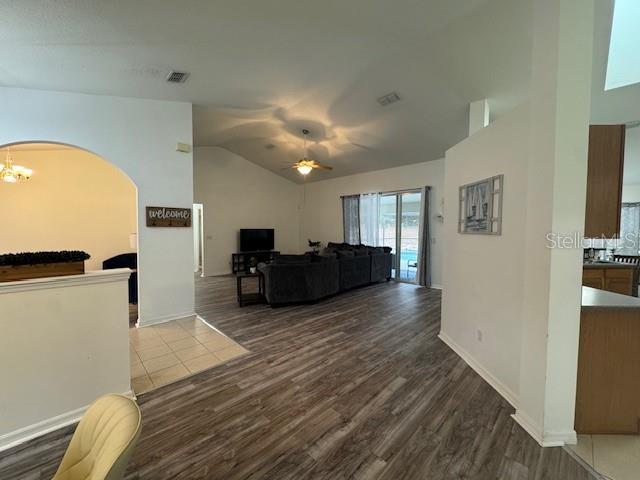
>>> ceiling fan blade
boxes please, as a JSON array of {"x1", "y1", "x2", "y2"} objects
[{"x1": 314, "y1": 164, "x2": 333, "y2": 171}]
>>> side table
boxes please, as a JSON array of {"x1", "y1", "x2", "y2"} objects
[{"x1": 236, "y1": 271, "x2": 265, "y2": 307}]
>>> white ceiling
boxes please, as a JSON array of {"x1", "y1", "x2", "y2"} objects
[{"x1": 0, "y1": 0, "x2": 533, "y2": 182}]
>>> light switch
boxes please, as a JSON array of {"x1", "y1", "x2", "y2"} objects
[{"x1": 176, "y1": 142, "x2": 191, "y2": 153}]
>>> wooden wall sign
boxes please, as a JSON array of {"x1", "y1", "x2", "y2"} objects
[{"x1": 146, "y1": 206, "x2": 192, "y2": 227}]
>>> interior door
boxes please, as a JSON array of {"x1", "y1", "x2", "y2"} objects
[{"x1": 193, "y1": 203, "x2": 204, "y2": 274}]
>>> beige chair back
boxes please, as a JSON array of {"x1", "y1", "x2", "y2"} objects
[{"x1": 52, "y1": 394, "x2": 142, "y2": 480}]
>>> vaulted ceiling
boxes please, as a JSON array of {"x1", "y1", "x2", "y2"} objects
[
  {"x1": 1, "y1": 0, "x2": 533, "y2": 182},
  {"x1": 591, "y1": 0, "x2": 640, "y2": 125}
]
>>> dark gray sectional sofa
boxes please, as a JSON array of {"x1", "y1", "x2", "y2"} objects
[{"x1": 258, "y1": 244, "x2": 392, "y2": 306}]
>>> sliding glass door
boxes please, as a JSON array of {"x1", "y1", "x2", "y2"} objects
[
  {"x1": 379, "y1": 194, "x2": 398, "y2": 278},
  {"x1": 379, "y1": 190, "x2": 422, "y2": 283},
  {"x1": 399, "y1": 192, "x2": 421, "y2": 282}
]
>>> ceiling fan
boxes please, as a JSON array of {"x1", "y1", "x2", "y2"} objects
[{"x1": 286, "y1": 129, "x2": 333, "y2": 176}]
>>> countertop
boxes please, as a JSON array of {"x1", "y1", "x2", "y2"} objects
[
  {"x1": 583, "y1": 261, "x2": 636, "y2": 269},
  {"x1": 0, "y1": 269, "x2": 132, "y2": 295},
  {"x1": 582, "y1": 286, "x2": 640, "y2": 309}
]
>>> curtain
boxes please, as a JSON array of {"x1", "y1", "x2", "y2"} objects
[
  {"x1": 342, "y1": 195, "x2": 361, "y2": 244},
  {"x1": 619, "y1": 203, "x2": 640, "y2": 254},
  {"x1": 360, "y1": 193, "x2": 380, "y2": 246},
  {"x1": 417, "y1": 186, "x2": 431, "y2": 287}
]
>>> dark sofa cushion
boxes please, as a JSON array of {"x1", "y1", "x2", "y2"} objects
[
  {"x1": 258, "y1": 256, "x2": 339, "y2": 306},
  {"x1": 273, "y1": 254, "x2": 311, "y2": 265},
  {"x1": 338, "y1": 253, "x2": 371, "y2": 290},
  {"x1": 258, "y1": 242, "x2": 392, "y2": 306}
]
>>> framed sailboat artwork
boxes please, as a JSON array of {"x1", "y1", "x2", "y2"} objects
[{"x1": 458, "y1": 175, "x2": 503, "y2": 235}]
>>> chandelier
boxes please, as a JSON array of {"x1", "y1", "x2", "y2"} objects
[{"x1": 1, "y1": 149, "x2": 32, "y2": 183}]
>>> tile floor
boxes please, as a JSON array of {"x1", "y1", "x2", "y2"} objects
[
  {"x1": 569, "y1": 434, "x2": 640, "y2": 480},
  {"x1": 129, "y1": 316, "x2": 248, "y2": 394}
]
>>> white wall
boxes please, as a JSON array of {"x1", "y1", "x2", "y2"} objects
[
  {"x1": 517, "y1": 0, "x2": 593, "y2": 446},
  {"x1": 622, "y1": 184, "x2": 640, "y2": 202},
  {"x1": 441, "y1": 105, "x2": 529, "y2": 404},
  {"x1": 194, "y1": 147, "x2": 302, "y2": 276},
  {"x1": 300, "y1": 159, "x2": 445, "y2": 288},
  {"x1": 193, "y1": 147, "x2": 444, "y2": 285},
  {"x1": 441, "y1": 0, "x2": 594, "y2": 448},
  {"x1": 0, "y1": 87, "x2": 194, "y2": 326},
  {"x1": 0, "y1": 270, "x2": 131, "y2": 451},
  {"x1": 0, "y1": 148, "x2": 136, "y2": 271}
]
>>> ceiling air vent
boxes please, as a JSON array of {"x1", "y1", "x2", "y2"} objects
[
  {"x1": 377, "y1": 92, "x2": 401, "y2": 106},
  {"x1": 166, "y1": 70, "x2": 190, "y2": 83}
]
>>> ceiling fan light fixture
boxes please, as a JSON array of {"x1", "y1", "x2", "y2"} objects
[{"x1": 297, "y1": 164, "x2": 313, "y2": 175}]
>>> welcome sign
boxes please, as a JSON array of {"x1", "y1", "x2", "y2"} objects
[{"x1": 146, "y1": 206, "x2": 192, "y2": 227}]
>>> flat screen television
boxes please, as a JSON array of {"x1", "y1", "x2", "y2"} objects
[{"x1": 240, "y1": 229, "x2": 274, "y2": 252}]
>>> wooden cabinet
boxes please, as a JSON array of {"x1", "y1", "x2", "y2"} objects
[
  {"x1": 582, "y1": 268, "x2": 605, "y2": 290},
  {"x1": 604, "y1": 268, "x2": 635, "y2": 295},
  {"x1": 584, "y1": 125, "x2": 625, "y2": 238},
  {"x1": 576, "y1": 306, "x2": 640, "y2": 434},
  {"x1": 582, "y1": 266, "x2": 634, "y2": 296}
]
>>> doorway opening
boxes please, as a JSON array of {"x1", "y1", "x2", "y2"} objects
[
  {"x1": 193, "y1": 203, "x2": 204, "y2": 276},
  {"x1": 0, "y1": 141, "x2": 139, "y2": 321}
]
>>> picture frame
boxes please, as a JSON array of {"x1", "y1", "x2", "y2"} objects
[{"x1": 458, "y1": 175, "x2": 503, "y2": 235}]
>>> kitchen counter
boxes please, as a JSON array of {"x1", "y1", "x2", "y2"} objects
[
  {"x1": 582, "y1": 286, "x2": 640, "y2": 309},
  {"x1": 576, "y1": 286, "x2": 640, "y2": 434},
  {"x1": 583, "y1": 261, "x2": 636, "y2": 269}
]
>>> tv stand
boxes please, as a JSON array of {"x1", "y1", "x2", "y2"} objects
[{"x1": 232, "y1": 251, "x2": 279, "y2": 274}]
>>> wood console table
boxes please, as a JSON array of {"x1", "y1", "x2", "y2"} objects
[{"x1": 231, "y1": 251, "x2": 279, "y2": 274}]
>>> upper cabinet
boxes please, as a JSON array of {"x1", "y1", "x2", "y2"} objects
[{"x1": 584, "y1": 125, "x2": 626, "y2": 238}]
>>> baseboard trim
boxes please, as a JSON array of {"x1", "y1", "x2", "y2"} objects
[
  {"x1": 511, "y1": 410, "x2": 576, "y2": 447},
  {"x1": 137, "y1": 311, "x2": 197, "y2": 327},
  {"x1": 511, "y1": 411, "x2": 546, "y2": 446},
  {"x1": 202, "y1": 270, "x2": 232, "y2": 277},
  {"x1": 544, "y1": 429, "x2": 578, "y2": 447},
  {"x1": 429, "y1": 284, "x2": 443, "y2": 290},
  {"x1": 438, "y1": 331, "x2": 519, "y2": 409},
  {"x1": 0, "y1": 389, "x2": 135, "y2": 453}
]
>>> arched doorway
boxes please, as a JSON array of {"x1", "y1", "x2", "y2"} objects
[{"x1": 0, "y1": 141, "x2": 139, "y2": 323}]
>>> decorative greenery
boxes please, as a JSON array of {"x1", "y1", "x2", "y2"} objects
[
  {"x1": 308, "y1": 239, "x2": 321, "y2": 253},
  {"x1": 0, "y1": 250, "x2": 90, "y2": 267}
]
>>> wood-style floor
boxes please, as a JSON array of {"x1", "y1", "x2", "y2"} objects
[{"x1": 0, "y1": 276, "x2": 595, "y2": 479}]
